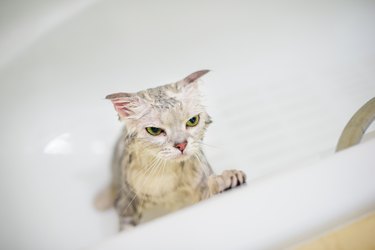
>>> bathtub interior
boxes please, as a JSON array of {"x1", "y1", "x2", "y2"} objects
[{"x1": 1, "y1": 1, "x2": 375, "y2": 249}]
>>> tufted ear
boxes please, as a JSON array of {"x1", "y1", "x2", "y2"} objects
[
  {"x1": 105, "y1": 92, "x2": 148, "y2": 119},
  {"x1": 182, "y1": 70, "x2": 210, "y2": 84}
]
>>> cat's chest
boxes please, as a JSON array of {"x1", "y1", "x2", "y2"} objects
[
  {"x1": 132, "y1": 170, "x2": 180, "y2": 197},
  {"x1": 127, "y1": 163, "x2": 180, "y2": 196}
]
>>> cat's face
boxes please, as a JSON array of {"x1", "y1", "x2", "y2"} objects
[{"x1": 107, "y1": 70, "x2": 211, "y2": 161}]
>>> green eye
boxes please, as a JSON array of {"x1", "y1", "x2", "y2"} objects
[
  {"x1": 186, "y1": 115, "x2": 200, "y2": 127},
  {"x1": 146, "y1": 127, "x2": 163, "y2": 136}
]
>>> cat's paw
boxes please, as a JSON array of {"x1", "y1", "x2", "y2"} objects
[
  {"x1": 221, "y1": 170, "x2": 247, "y2": 190},
  {"x1": 207, "y1": 169, "x2": 247, "y2": 195}
]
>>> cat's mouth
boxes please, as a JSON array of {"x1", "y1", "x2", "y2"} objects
[
  {"x1": 157, "y1": 146, "x2": 195, "y2": 161},
  {"x1": 167, "y1": 151, "x2": 193, "y2": 162}
]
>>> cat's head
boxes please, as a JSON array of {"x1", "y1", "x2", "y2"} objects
[{"x1": 106, "y1": 70, "x2": 212, "y2": 161}]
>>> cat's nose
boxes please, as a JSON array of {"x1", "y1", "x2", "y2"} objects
[{"x1": 174, "y1": 141, "x2": 188, "y2": 153}]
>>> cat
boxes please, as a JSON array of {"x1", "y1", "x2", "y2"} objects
[{"x1": 95, "y1": 70, "x2": 246, "y2": 231}]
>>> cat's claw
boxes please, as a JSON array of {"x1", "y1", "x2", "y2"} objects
[
  {"x1": 208, "y1": 169, "x2": 247, "y2": 195},
  {"x1": 221, "y1": 170, "x2": 247, "y2": 190}
]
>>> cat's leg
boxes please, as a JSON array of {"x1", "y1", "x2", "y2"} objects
[
  {"x1": 94, "y1": 183, "x2": 116, "y2": 211},
  {"x1": 207, "y1": 170, "x2": 246, "y2": 196},
  {"x1": 115, "y1": 192, "x2": 142, "y2": 231}
]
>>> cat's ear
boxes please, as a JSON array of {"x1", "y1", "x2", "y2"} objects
[
  {"x1": 182, "y1": 70, "x2": 210, "y2": 85},
  {"x1": 105, "y1": 92, "x2": 148, "y2": 119}
]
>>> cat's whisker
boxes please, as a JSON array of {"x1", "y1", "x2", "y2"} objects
[
  {"x1": 120, "y1": 154, "x2": 163, "y2": 200},
  {"x1": 123, "y1": 156, "x2": 158, "y2": 191},
  {"x1": 137, "y1": 156, "x2": 165, "y2": 211},
  {"x1": 137, "y1": 158, "x2": 165, "y2": 202},
  {"x1": 162, "y1": 159, "x2": 167, "y2": 177},
  {"x1": 193, "y1": 153, "x2": 210, "y2": 178},
  {"x1": 118, "y1": 157, "x2": 157, "y2": 199},
  {"x1": 197, "y1": 141, "x2": 220, "y2": 150},
  {"x1": 121, "y1": 156, "x2": 164, "y2": 215},
  {"x1": 151, "y1": 158, "x2": 165, "y2": 187},
  {"x1": 150, "y1": 158, "x2": 168, "y2": 201}
]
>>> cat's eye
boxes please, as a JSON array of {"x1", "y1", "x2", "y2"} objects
[
  {"x1": 146, "y1": 127, "x2": 163, "y2": 136},
  {"x1": 186, "y1": 115, "x2": 200, "y2": 127}
]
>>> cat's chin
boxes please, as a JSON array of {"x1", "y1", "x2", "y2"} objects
[{"x1": 166, "y1": 153, "x2": 193, "y2": 162}]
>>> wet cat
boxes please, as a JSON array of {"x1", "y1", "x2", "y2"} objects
[{"x1": 96, "y1": 70, "x2": 246, "y2": 231}]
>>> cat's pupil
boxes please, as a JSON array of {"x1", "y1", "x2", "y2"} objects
[
  {"x1": 189, "y1": 117, "x2": 196, "y2": 123},
  {"x1": 151, "y1": 127, "x2": 159, "y2": 133}
]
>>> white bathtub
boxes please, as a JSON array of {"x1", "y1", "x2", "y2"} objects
[{"x1": 0, "y1": 1, "x2": 375, "y2": 249}]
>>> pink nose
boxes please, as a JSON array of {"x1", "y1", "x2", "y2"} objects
[{"x1": 174, "y1": 141, "x2": 187, "y2": 153}]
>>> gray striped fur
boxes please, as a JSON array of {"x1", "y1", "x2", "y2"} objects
[{"x1": 99, "y1": 70, "x2": 246, "y2": 231}]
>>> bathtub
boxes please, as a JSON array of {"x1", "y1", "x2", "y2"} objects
[{"x1": 0, "y1": 1, "x2": 375, "y2": 249}]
